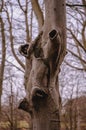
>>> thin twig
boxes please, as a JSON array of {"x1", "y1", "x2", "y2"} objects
[
  {"x1": 66, "y1": 3, "x2": 86, "y2": 7},
  {"x1": 64, "y1": 60, "x2": 86, "y2": 71},
  {"x1": 67, "y1": 49, "x2": 86, "y2": 64}
]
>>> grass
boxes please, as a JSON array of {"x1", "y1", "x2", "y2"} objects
[{"x1": 0, "y1": 120, "x2": 30, "y2": 129}]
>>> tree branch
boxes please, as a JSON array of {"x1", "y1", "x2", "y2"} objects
[
  {"x1": 67, "y1": 28, "x2": 86, "y2": 52},
  {"x1": 31, "y1": 0, "x2": 44, "y2": 31},
  {"x1": 67, "y1": 49, "x2": 86, "y2": 64},
  {"x1": 5, "y1": 8, "x2": 25, "y2": 70},
  {"x1": 66, "y1": 3, "x2": 86, "y2": 7},
  {"x1": 0, "y1": 0, "x2": 4, "y2": 12},
  {"x1": 17, "y1": 0, "x2": 25, "y2": 13},
  {"x1": 64, "y1": 60, "x2": 86, "y2": 71},
  {"x1": 6, "y1": 60, "x2": 25, "y2": 73}
]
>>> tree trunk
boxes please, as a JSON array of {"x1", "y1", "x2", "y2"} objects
[
  {"x1": 32, "y1": 1, "x2": 66, "y2": 130},
  {"x1": 0, "y1": 16, "x2": 6, "y2": 113},
  {"x1": 19, "y1": 0, "x2": 66, "y2": 130}
]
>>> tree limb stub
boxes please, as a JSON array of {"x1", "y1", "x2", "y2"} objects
[
  {"x1": 19, "y1": 31, "x2": 43, "y2": 58},
  {"x1": 18, "y1": 98, "x2": 33, "y2": 116}
]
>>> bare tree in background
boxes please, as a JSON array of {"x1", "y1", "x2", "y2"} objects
[
  {"x1": 65, "y1": 0, "x2": 86, "y2": 71},
  {"x1": 0, "y1": 1, "x2": 6, "y2": 112}
]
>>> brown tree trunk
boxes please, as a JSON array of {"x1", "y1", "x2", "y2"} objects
[
  {"x1": 0, "y1": 16, "x2": 6, "y2": 112},
  {"x1": 32, "y1": 1, "x2": 66, "y2": 130},
  {"x1": 19, "y1": 0, "x2": 66, "y2": 130}
]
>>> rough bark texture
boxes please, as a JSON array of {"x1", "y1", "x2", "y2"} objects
[{"x1": 19, "y1": 0, "x2": 66, "y2": 130}]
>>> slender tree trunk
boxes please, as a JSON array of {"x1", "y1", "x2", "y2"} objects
[
  {"x1": 0, "y1": 16, "x2": 6, "y2": 113},
  {"x1": 9, "y1": 80, "x2": 14, "y2": 130}
]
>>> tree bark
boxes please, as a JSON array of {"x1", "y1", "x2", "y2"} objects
[
  {"x1": 32, "y1": 1, "x2": 66, "y2": 130},
  {"x1": 19, "y1": 0, "x2": 66, "y2": 130},
  {"x1": 0, "y1": 16, "x2": 6, "y2": 112},
  {"x1": 31, "y1": 0, "x2": 44, "y2": 31}
]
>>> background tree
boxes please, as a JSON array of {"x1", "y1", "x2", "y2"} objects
[{"x1": 0, "y1": 0, "x2": 6, "y2": 112}]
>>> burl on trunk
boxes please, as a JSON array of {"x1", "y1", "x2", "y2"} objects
[{"x1": 18, "y1": 0, "x2": 66, "y2": 130}]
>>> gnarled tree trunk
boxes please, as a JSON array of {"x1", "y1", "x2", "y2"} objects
[{"x1": 19, "y1": 0, "x2": 66, "y2": 130}]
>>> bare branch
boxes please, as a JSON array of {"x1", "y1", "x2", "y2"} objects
[
  {"x1": 6, "y1": 60, "x2": 25, "y2": 73},
  {"x1": 67, "y1": 28, "x2": 86, "y2": 52},
  {"x1": 82, "y1": 21, "x2": 86, "y2": 48},
  {"x1": 82, "y1": 0, "x2": 86, "y2": 15},
  {"x1": 67, "y1": 49, "x2": 86, "y2": 64},
  {"x1": 66, "y1": 3, "x2": 86, "y2": 7},
  {"x1": 5, "y1": 8, "x2": 25, "y2": 70},
  {"x1": 64, "y1": 60, "x2": 86, "y2": 71},
  {"x1": 17, "y1": 0, "x2": 25, "y2": 12},
  {"x1": 31, "y1": 0, "x2": 44, "y2": 31},
  {"x1": 0, "y1": 0, "x2": 4, "y2": 12}
]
